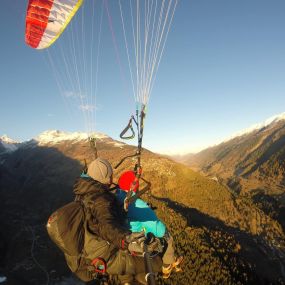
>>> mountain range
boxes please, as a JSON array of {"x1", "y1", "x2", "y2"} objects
[
  {"x1": 0, "y1": 124, "x2": 285, "y2": 284},
  {"x1": 175, "y1": 113, "x2": 285, "y2": 191},
  {"x1": 174, "y1": 114, "x2": 285, "y2": 230}
]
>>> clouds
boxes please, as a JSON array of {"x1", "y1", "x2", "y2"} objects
[
  {"x1": 79, "y1": 104, "x2": 96, "y2": 111},
  {"x1": 62, "y1": 90, "x2": 98, "y2": 112},
  {"x1": 63, "y1": 91, "x2": 85, "y2": 99}
]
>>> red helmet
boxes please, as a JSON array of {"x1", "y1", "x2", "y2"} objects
[{"x1": 118, "y1": 171, "x2": 139, "y2": 192}]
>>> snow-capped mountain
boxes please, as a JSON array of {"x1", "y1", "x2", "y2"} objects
[
  {"x1": 0, "y1": 135, "x2": 17, "y2": 144},
  {"x1": 178, "y1": 113, "x2": 285, "y2": 196},
  {"x1": 34, "y1": 130, "x2": 109, "y2": 145},
  {"x1": 0, "y1": 130, "x2": 126, "y2": 156},
  {"x1": 0, "y1": 135, "x2": 18, "y2": 153},
  {"x1": 223, "y1": 112, "x2": 285, "y2": 143}
]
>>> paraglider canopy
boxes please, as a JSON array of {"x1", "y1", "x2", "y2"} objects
[{"x1": 25, "y1": 0, "x2": 84, "y2": 49}]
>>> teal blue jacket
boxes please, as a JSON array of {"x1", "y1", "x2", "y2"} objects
[{"x1": 116, "y1": 189, "x2": 166, "y2": 238}]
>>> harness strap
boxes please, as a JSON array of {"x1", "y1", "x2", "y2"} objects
[
  {"x1": 119, "y1": 116, "x2": 136, "y2": 139},
  {"x1": 143, "y1": 233, "x2": 156, "y2": 285},
  {"x1": 117, "y1": 104, "x2": 149, "y2": 211},
  {"x1": 127, "y1": 177, "x2": 151, "y2": 205},
  {"x1": 114, "y1": 153, "x2": 138, "y2": 169},
  {"x1": 124, "y1": 166, "x2": 142, "y2": 211}
]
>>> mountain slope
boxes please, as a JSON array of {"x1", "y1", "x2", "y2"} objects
[
  {"x1": 0, "y1": 135, "x2": 18, "y2": 165},
  {"x1": 0, "y1": 130, "x2": 284, "y2": 284},
  {"x1": 179, "y1": 117, "x2": 285, "y2": 196}
]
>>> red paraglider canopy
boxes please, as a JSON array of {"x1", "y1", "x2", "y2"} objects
[{"x1": 25, "y1": 0, "x2": 83, "y2": 49}]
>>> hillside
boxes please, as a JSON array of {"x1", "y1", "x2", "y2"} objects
[
  {"x1": 177, "y1": 116, "x2": 285, "y2": 195},
  {"x1": 0, "y1": 131, "x2": 284, "y2": 284},
  {"x1": 174, "y1": 115, "x2": 285, "y2": 250}
]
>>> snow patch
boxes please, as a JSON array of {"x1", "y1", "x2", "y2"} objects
[
  {"x1": 223, "y1": 112, "x2": 285, "y2": 143},
  {"x1": 157, "y1": 113, "x2": 285, "y2": 155},
  {"x1": 0, "y1": 134, "x2": 18, "y2": 144},
  {"x1": 107, "y1": 141, "x2": 125, "y2": 148},
  {"x1": 35, "y1": 130, "x2": 109, "y2": 145},
  {"x1": 0, "y1": 135, "x2": 18, "y2": 153}
]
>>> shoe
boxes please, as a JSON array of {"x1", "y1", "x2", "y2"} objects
[
  {"x1": 173, "y1": 256, "x2": 184, "y2": 272},
  {"x1": 162, "y1": 265, "x2": 172, "y2": 279},
  {"x1": 162, "y1": 256, "x2": 184, "y2": 279}
]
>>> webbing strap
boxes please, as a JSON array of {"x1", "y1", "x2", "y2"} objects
[
  {"x1": 127, "y1": 178, "x2": 151, "y2": 205},
  {"x1": 143, "y1": 233, "x2": 156, "y2": 285},
  {"x1": 119, "y1": 116, "x2": 136, "y2": 139},
  {"x1": 118, "y1": 104, "x2": 148, "y2": 211},
  {"x1": 127, "y1": 106, "x2": 146, "y2": 203},
  {"x1": 124, "y1": 166, "x2": 142, "y2": 211},
  {"x1": 114, "y1": 153, "x2": 138, "y2": 169}
]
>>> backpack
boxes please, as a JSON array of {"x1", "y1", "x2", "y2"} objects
[
  {"x1": 46, "y1": 201, "x2": 85, "y2": 257},
  {"x1": 46, "y1": 199, "x2": 116, "y2": 282}
]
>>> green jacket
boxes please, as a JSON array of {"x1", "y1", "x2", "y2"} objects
[{"x1": 68, "y1": 177, "x2": 162, "y2": 281}]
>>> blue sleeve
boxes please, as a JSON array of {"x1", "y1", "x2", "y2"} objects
[
  {"x1": 130, "y1": 220, "x2": 166, "y2": 237},
  {"x1": 115, "y1": 189, "x2": 166, "y2": 237},
  {"x1": 128, "y1": 198, "x2": 166, "y2": 237}
]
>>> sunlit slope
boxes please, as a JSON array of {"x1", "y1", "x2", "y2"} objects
[
  {"x1": 12, "y1": 134, "x2": 283, "y2": 242},
  {"x1": 131, "y1": 156, "x2": 282, "y2": 243},
  {"x1": 70, "y1": 139, "x2": 285, "y2": 283},
  {"x1": 0, "y1": 133, "x2": 284, "y2": 284},
  {"x1": 180, "y1": 119, "x2": 285, "y2": 196}
]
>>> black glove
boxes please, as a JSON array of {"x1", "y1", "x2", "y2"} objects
[
  {"x1": 124, "y1": 232, "x2": 146, "y2": 253},
  {"x1": 144, "y1": 233, "x2": 162, "y2": 253}
]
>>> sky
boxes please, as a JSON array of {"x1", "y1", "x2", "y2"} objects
[{"x1": 1, "y1": 0, "x2": 285, "y2": 155}]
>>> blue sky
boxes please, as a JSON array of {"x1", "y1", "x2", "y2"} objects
[{"x1": 1, "y1": 0, "x2": 285, "y2": 154}]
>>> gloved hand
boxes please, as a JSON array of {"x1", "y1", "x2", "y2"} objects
[
  {"x1": 128, "y1": 240, "x2": 144, "y2": 253},
  {"x1": 144, "y1": 233, "x2": 162, "y2": 253},
  {"x1": 124, "y1": 232, "x2": 146, "y2": 253},
  {"x1": 125, "y1": 231, "x2": 146, "y2": 243}
]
